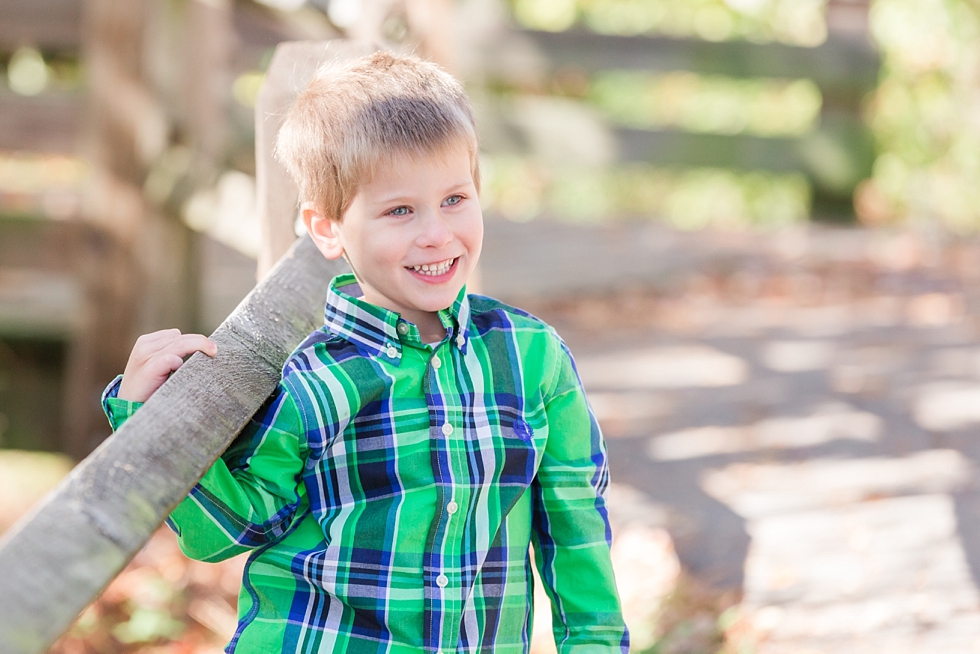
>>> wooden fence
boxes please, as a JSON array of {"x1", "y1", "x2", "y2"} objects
[
  {"x1": 477, "y1": 18, "x2": 879, "y2": 215},
  {"x1": 0, "y1": 40, "x2": 354, "y2": 654}
]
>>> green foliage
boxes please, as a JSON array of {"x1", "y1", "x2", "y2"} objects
[
  {"x1": 859, "y1": 0, "x2": 980, "y2": 230},
  {"x1": 589, "y1": 71, "x2": 822, "y2": 138},
  {"x1": 0, "y1": 48, "x2": 83, "y2": 95},
  {"x1": 509, "y1": 0, "x2": 828, "y2": 46},
  {"x1": 482, "y1": 156, "x2": 810, "y2": 228},
  {"x1": 112, "y1": 607, "x2": 184, "y2": 644}
]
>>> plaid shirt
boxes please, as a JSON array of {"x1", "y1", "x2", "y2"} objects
[{"x1": 103, "y1": 273, "x2": 627, "y2": 653}]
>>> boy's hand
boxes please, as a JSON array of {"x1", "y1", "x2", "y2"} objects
[{"x1": 117, "y1": 329, "x2": 218, "y2": 402}]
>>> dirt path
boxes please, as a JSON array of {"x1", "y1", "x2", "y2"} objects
[{"x1": 483, "y1": 218, "x2": 980, "y2": 652}]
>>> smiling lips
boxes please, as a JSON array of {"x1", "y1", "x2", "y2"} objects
[{"x1": 408, "y1": 257, "x2": 457, "y2": 279}]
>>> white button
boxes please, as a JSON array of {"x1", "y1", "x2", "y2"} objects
[
  {"x1": 386, "y1": 345, "x2": 398, "y2": 358},
  {"x1": 431, "y1": 354, "x2": 441, "y2": 369},
  {"x1": 456, "y1": 334, "x2": 465, "y2": 347},
  {"x1": 441, "y1": 422, "x2": 453, "y2": 436},
  {"x1": 396, "y1": 322, "x2": 409, "y2": 335},
  {"x1": 436, "y1": 574, "x2": 448, "y2": 588},
  {"x1": 447, "y1": 501, "x2": 458, "y2": 515}
]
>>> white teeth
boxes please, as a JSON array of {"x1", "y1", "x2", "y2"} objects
[{"x1": 411, "y1": 258, "x2": 454, "y2": 276}]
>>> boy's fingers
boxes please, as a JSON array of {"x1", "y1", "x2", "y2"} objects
[
  {"x1": 143, "y1": 328, "x2": 182, "y2": 341},
  {"x1": 164, "y1": 333, "x2": 218, "y2": 359},
  {"x1": 144, "y1": 353, "x2": 187, "y2": 378},
  {"x1": 135, "y1": 328, "x2": 182, "y2": 349},
  {"x1": 131, "y1": 329, "x2": 183, "y2": 360}
]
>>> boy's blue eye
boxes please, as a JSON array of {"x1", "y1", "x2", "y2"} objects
[
  {"x1": 443, "y1": 195, "x2": 462, "y2": 206},
  {"x1": 389, "y1": 206, "x2": 410, "y2": 216}
]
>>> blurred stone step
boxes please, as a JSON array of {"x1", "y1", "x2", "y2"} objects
[{"x1": 707, "y1": 453, "x2": 980, "y2": 652}]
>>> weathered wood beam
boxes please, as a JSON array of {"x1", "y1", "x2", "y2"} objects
[
  {"x1": 0, "y1": 235, "x2": 348, "y2": 654},
  {"x1": 613, "y1": 122, "x2": 874, "y2": 202},
  {"x1": 494, "y1": 29, "x2": 879, "y2": 92}
]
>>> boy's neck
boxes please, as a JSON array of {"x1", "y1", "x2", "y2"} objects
[
  {"x1": 404, "y1": 310, "x2": 446, "y2": 344},
  {"x1": 341, "y1": 280, "x2": 447, "y2": 344}
]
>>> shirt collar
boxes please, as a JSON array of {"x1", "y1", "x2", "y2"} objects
[{"x1": 324, "y1": 273, "x2": 470, "y2": 364}]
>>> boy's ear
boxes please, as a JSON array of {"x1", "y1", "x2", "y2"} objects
[{"x1": 302, "y1": 202, "x2": 345, "y2": 260}]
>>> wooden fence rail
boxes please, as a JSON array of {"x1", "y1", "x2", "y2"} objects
[
  {"x1": 516, "y1": 29, "x2": 879, "y2": 95},
  {"x1": 0, "y1": 236, "x2": 347, "y2": 654}
]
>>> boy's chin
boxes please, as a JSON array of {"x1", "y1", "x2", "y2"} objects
[
  {"x1": 411, "y1": 289, "x2": 464, "y2": 312},
  {"x1": 416, "y1": 298, "x2": 458, "y2": 313}
]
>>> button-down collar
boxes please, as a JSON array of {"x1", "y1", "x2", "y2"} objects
[{"x1": 323, "y1": 274, "x2": 471, "y2": 363}]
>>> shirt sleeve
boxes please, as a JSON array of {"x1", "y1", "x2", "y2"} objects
[
  {"x1": 531, "y1": 337, "x2": 629, "y2": 653},
  {"x1": 101, "y1": 374, "x2": 143, "y2": 430},
  {"x1": 100, "y1": 376, "x2": 308, "y2": 563}
]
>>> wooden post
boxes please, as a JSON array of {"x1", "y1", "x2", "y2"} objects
[
  {"x1": 181, "y1": 0, "x2": 234, "y2": 168},
  {"x1": 74, "y1": 0, "x2": 151, "y2": 460},
  {"x1": 826, "y1": 0, "x2": 871, "y2": 44},
  {"x1": 403, "y1": 0, "x2": 455, "y2": 69},
  {"x1": 77, "y1": 0, "x2": 203, "y2": 459},
  {"x1": 255, "y1": 40, "x2": 375, "y2": 279},
  {"x1": 0, "y1": 236, "x2": 348, "y2": 654}
]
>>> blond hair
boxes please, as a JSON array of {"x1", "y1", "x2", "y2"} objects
[{"x1": 275, "y1": 50, "x2": 479, "y2": 221}]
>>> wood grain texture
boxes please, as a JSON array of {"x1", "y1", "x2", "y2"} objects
[{"x1": 0, "y1": 235, "x2": 349, "y2": 654}]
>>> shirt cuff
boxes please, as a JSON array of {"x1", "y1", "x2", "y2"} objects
[{"x1": 101, "y1": 374, "x2": 144, "y2": 431}]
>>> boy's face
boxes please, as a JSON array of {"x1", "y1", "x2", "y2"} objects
[{"x1": 305, "y1": 144, "x2": 483, "y2": 336}]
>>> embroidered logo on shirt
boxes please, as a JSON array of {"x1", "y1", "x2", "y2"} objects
[{"x1": 512, "y1": 418, "x2": 533, "y2": 442}]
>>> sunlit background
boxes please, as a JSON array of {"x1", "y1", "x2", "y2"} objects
[
  {"x1": 7, "y1": 0, "x2": 980, "y2": 652},
  {"x1": 5, "y1": 0, "x2": 965, "y2": 254},
  {"x1": 1, "y1": 1, "x2": 960, "y2": 238}
]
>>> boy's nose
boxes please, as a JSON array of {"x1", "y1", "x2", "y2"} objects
[{"x1": 416, "y1": 209, "x2": 453, "y2": 247}]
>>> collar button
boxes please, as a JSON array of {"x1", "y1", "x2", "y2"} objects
[{"x1": 396, "y1": 322, "x2": 409, "y2": 336}]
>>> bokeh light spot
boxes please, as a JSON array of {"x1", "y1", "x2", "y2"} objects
[{"x1": 7, "y1": 47, "x2": 49, "y2": 97}]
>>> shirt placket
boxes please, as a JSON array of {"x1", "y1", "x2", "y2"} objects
[{"x1": 424, "y1": 341, "x2": 465, "y2": 654}]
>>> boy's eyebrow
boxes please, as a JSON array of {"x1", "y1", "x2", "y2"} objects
[{"x1": 373, "y1": 179, "x2": 475, "y2": 205}]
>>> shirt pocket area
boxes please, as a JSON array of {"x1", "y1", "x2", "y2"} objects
[{"x1": 495, "y1": 417, "x2": 540, "y2": 516}]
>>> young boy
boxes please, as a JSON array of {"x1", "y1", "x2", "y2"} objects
[{"x1": 102, "y1": 51, "x2": 628, "y2": 653}]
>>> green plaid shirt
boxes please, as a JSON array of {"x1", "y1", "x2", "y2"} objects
[{"x1": 103, "y1": 274, "x2": 627, "y2": 653}]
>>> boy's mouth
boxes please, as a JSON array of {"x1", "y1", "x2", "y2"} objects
[{"x1": 407, "y1": 257, "x2": 457, "y2": 278}]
